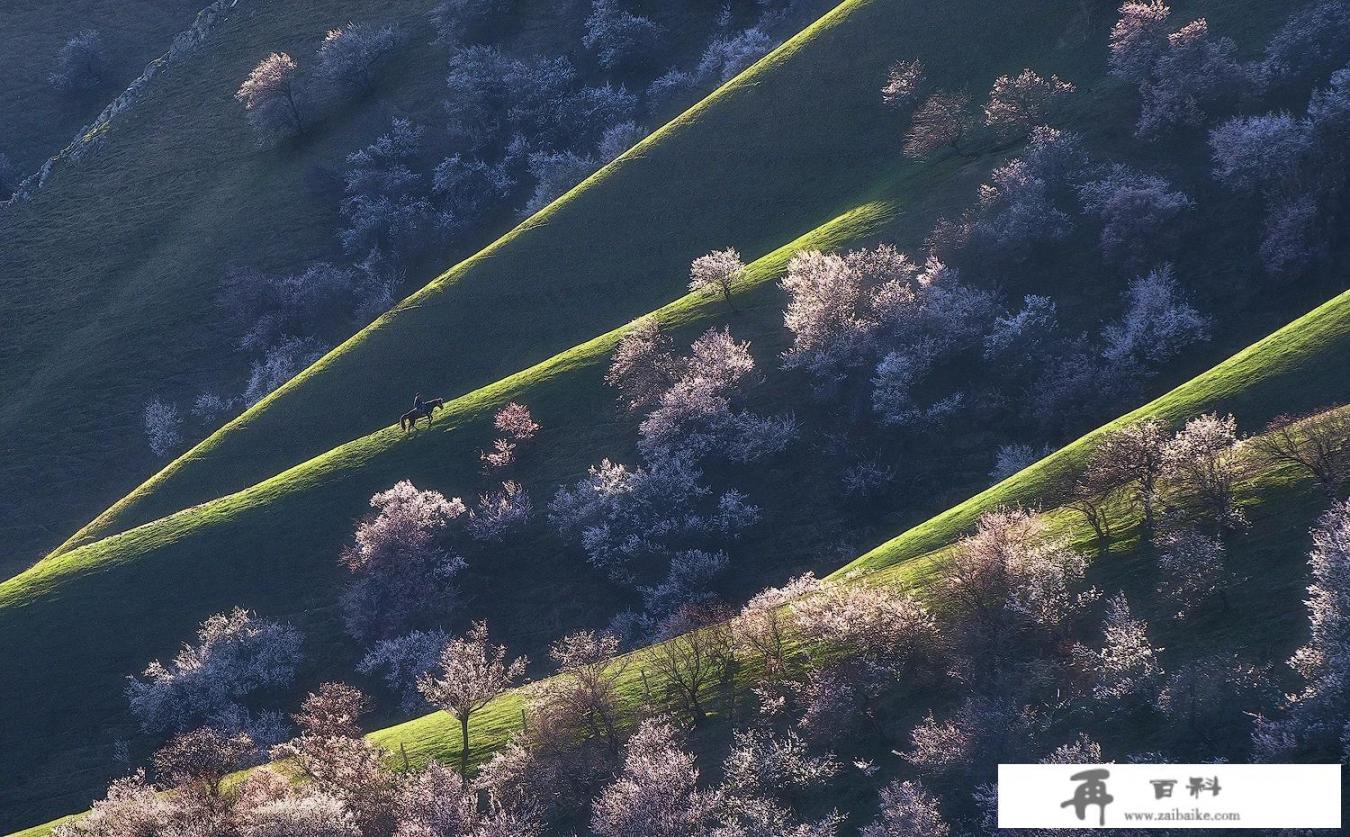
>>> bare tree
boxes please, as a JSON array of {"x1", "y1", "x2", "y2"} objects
[
  {"x1": 541, "y1": 631, "x2": 628, "y2": 757},
  {"x1": 1091, "y1": 419, "x2": 1170, "y2": 531},
  {"x1": 1251, "y1": 409, "x2": 1350, "y2": 498},
  {"x1": 1067, "y1": 456, "x2": 1126, "y2": 554},
  {"x1": 647, "y1": 620, "x2": 733, "y2": 726},
  {"x1": 418, "y1": 621, "x2": 527, "y2": 773}
]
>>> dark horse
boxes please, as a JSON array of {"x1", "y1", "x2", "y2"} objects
[{"x1": 400, "y1": 397, "x2": 444, "y2": 431}]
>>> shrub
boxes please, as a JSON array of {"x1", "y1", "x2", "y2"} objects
[{"x1": 49, "y1": 29, "x2": 108, "y2": 92}]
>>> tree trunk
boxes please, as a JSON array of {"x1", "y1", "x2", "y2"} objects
[{"x1": 459, "y1": 713, "x2": 471, "y2": 775}]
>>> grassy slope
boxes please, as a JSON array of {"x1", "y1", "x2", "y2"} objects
[
  {"x1": 314, "y1": 290, "x2": 1350, "y2": 825},
  {"x1": 0, "y1": 0, "x2": 202, "y2": 175},
  {"x1": 16, "y1": 288, "x2": 1348, "y2": 837},
  {"x1": 0, "y1": 0, "x2": 454, "y2": 573},
  {"x1": 0, "y1": 0, "x2": 1328, "y2": 828},
  {"x1": 0, "y1": 203, "x2": 891, "y2": 833},
  {"x1": 0, "y1": 0, "x2": 741, "y2": 574},
  {"x1": 45, "y1": 0, "x2": 1113, "y2": 561}
]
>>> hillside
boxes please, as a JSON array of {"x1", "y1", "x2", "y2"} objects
[
  {"x1": 0, "y1": 0, "x2": 819, "y2": 575},
  {"x1": 3, "y1": 0, "x2": 1348, "y2": 830},
  {"x1": 0, "y1": 0, "x2": 202, "y2": 176},
  {"x1": 17, "y1": 285, "x2": 1350, "y2": 835}
]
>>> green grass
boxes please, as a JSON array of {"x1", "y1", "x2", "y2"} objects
[
  {"x1": 0, "y1": 0, "x2": 792, "y2": 574},
  {"x1": 6, "y1": 266, "x2": 1349, "y2": 833},
  {"x1": 0, "y1": 0, "x2": 202, "y2": 176},
  {"x1": 0, "y1": 0, "x2": 1339, "y2": 826},
  {"x1": 15, "y1": 338, "x2": 1346, "y2": 837}
]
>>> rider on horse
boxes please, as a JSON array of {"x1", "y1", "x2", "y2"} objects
[{"x1": 413, "y1": 392, "x2": 427, "y2": 414}]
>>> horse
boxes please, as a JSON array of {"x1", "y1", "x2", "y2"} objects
[{"x1": 400, "y1": 397, "x2": 445, "y2": 432}]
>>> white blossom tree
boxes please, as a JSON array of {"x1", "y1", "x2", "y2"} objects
[
  {"x1": 688, "y1": 247, "x2": 745, "y2": 309},
  {"x1": 882, "y1": 59, "x2": 925, "y2": 107},
  {"x1": 143, "y1": 398, "x2": 184, "y2": 457},
  {"x1": 339, "y1": 481, "x2": 467, "y2": 642},
  {"x1": 1101, "y1": 264, "x2": 1208, "y2": 368},
  {"x1": 1153, "y1": 527, "x2": 1227, "y2": 619},
  {"x1": 1078, "y1": 168, "x2": 1193, "y2": 269},
  {"x1": 1162, "y1": 413, "x2": 1245, "y2": 529},
  {"x1": 983, "y1": 69, "x2": 1075, "y2": 139},
  {"x1": 1077, "y1": 593, "x2": 1163, "y2": 705},
  {"x1": 1109, "y1": 1, "x2": 1172, "y2": 83},
  {"x1": 860, "y1": 779, "x2": 949, "y2": 837},
  {"x1": 126, "y1": 608, "x2": 303, "y2": 734},
  {"x1": 49, "y1": 29, "x2": 108, "y2": 92},
  {"x1": 316, "y1": 23, "x2": 402, "y2": 93},
  {"x1": 235, "y1": 53, "x2": 306, "y2": 145},
  {"x1": 904, "y1": 90, "x2": 972, "y2": 157},
  {"x1": 418, "y1": 621, "x2": 527, "y2": 773}
]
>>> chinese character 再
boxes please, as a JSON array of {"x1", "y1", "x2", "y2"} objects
[
  {"x1": 1062, "y1": 769, "x2": 1113, "y2": 826},
  {"x1": 1187, "y1": 777, "x2": 1222, "y2": 798},
  {"x1": 1150, "y1": 779, "x2": 1177, "y2": 799}
]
